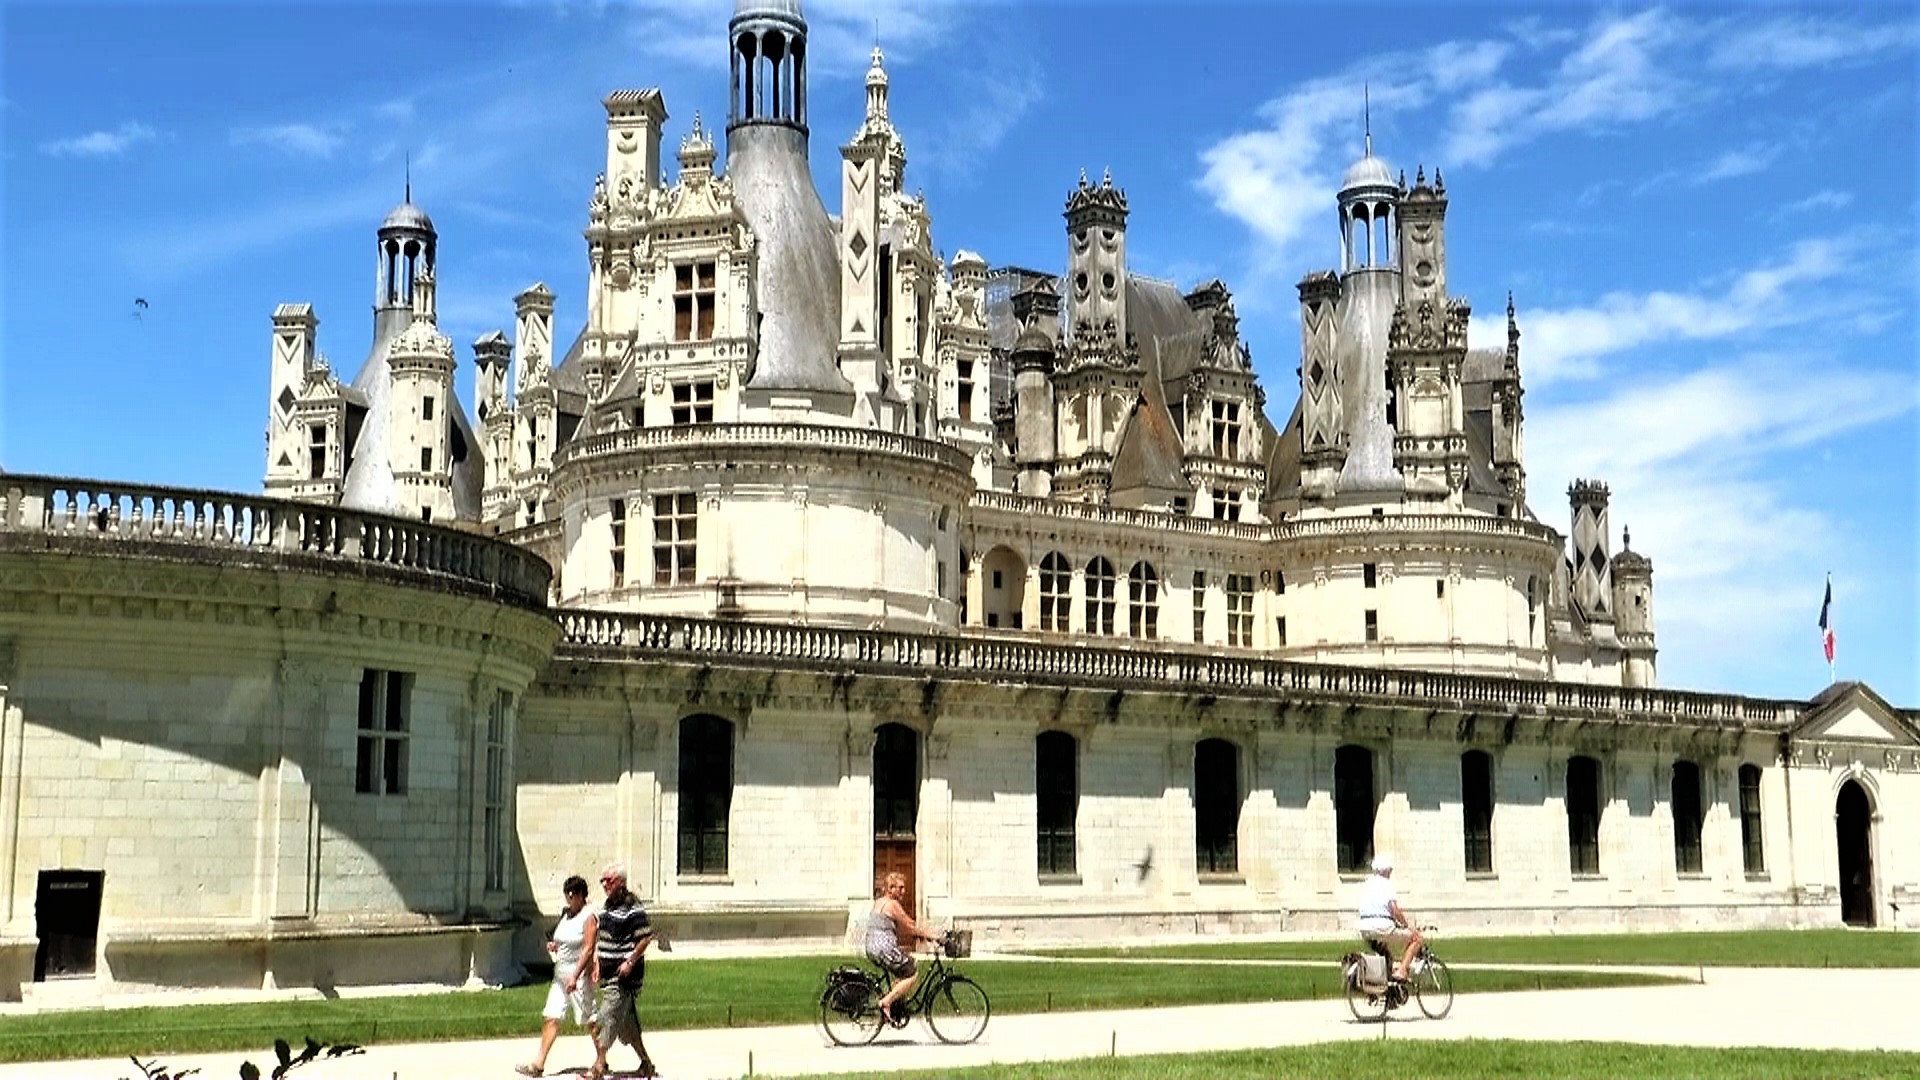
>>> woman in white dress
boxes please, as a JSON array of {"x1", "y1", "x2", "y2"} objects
[{"x1": 517, "y1": 875, "x2": 597, "y2": 1077}]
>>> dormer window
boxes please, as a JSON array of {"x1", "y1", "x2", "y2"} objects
[
  {"x1": 1211, "y1": 400, "x2": 1241, "y2": 458},
  {"x1": 674, "y1": 261, "x2": 717, "y2": 341},
  {"x1": 671, "y1": 381, "x2": 715, "y2": 425}
]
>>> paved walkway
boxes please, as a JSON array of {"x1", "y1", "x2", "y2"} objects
[{"x1": 6, "y1": 967, "x2": 1915, "y2": 1080}]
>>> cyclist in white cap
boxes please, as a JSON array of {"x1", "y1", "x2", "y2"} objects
[{"x1": 1356, "y1": 852, "x2": 1424, "y2": 982}]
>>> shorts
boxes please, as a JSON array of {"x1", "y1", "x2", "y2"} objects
[
  {"x1": 543, "y1": 969, "x2": 592, "y2": 1024},
  {"x1": 869, "y1": 946, "x2": 915, "y2": 979},
  {"x1": 597, "y1": 976, "x2": 644, "y2": 1050},
  {"x1": 1362, "y1": 925, "x2": 1414, "y2": 950}
]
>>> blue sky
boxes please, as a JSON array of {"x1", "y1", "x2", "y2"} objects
[{"x1": 3, "y1": 1, "x2": 1915, "y2": 705}]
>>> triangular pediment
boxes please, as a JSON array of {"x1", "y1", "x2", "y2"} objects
[{"x1": 1792, "y1": 681, "x2": 1919, "y2": 745}]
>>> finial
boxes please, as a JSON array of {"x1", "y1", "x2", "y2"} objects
[
  {"x1": 1623, "y1": 525, "x2": 1632, "y2": 551},
  {"x1": 1079, "y1": 167, "x2": 1089, "y2": 187},
  {"x1": 1415, "y1": 163, "x2": 1425, "y2": 186},
  {"x1": 1507, "y1": 291, "x2": 1515, "y2": 318},
  {"x1": 1363, "y1": 82, "x2": 1372, "y2": 157},
  {"x1": 405, "y1": 152, "x2": 411, "y2": 203},
  {"x1": 1102, "y1": 166, "x2": 1112, "y2": 187},
  {"x1": 1434, "y1": 167, "x2": 1445, "y2": 192}
]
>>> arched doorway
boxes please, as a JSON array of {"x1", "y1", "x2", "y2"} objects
[
  {"x1": 979, "y1": 546, "x2": 1027, "y2": 630},
  {"x1": 873, "y1": 723, "x2": 920, "y2": 917},
  {"x1": 1836, "y1": 779, "x2": 1875, "y2": 927}
]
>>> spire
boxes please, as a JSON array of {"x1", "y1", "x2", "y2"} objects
[
  {"x1": 865, "y1": 41, "x2": 890, "y2": 123},
  {"x1": 405, "y1": 151, "x2": 411, "y2": 204},
  {"x1": 1363, "y1": 83, "x2": 1372, "y2": 157}
]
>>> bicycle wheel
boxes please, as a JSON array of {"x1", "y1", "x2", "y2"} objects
[
  {"x1": 1343, "y1": 962, "x2": 1389, "y2": 1023},
  {"x1": 820, "y1": 978, "x2": 884, "y2": 1045},
  {"x1": 925, "y1": 975, "x2": 990, "y2": 1044},
  {"x1": 1414, "y1": 955, "x2": 1454, "y2": 1020}
]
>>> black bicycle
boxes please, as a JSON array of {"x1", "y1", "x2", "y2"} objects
[
  {"x1": 1340, "y1": 925, "x2": 1454, "y2": 1022},
  {"x1": 819, "y1": 930, "x2": 991, "y2": 1045}
]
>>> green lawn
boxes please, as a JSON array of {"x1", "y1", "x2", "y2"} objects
[
  {"x1": 784, "y1": 1040, "x2": 1920, "y2": 1080},
  {"x1": 0, "y1": 957, "x2": 1676, "y2": 1063},
  {"x1": 1038, "y1": 928, "x2": 1920, "y2": 968}
]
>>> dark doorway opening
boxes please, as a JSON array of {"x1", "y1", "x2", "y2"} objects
[
  {"x1": 1837, "y1": 780, "x2": 1875, "y2": 927},
  {"x1": 34, "y1": 869, "x2": 104, "y2": 980},
  {"x1": 873, "y1": 723, "x2": 920, "y2": 917}
]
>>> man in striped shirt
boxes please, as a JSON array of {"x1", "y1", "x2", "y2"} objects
[{"x1": 585, "y1": 864, "x2": 657, "y2": 1080}]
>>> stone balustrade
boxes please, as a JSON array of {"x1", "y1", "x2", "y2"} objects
[
  {"x1": 971, "y1": 490, "x2": 1561, "y2": 546},
  {"x1": 558, "y1": 610, "x2": 1805, "y2": 729},
  {"x1": 555, "y1": 422, "x2": 974, "y2": 473},
  {"x1": 0, "y1": 474, "x2": 551, "y2": 609}
]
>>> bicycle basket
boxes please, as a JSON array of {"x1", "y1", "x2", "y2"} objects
[{"x1": 942, "y1": 930, "x2": 973, "y2": 958}]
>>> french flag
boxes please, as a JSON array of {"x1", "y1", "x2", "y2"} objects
[{"x1": 1818, "y1": 577, "x2": 1835, "y2": 663}]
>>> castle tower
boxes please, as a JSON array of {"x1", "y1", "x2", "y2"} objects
[
  {"x1": 1332, "y1": 140, "x2": 1403, "y2": 494},
  {"x1": 1180, "y1": 281, "x2": 1264, "y2": 521},
  {"x1": 939, "y1": 251, "x2": 994, "y2": 459},
  {"x1": 1385, "y1": 166, "x2": 1469, "y2": 506},
  {"x1": 474, "y1": 330, "x2": 514, "y2": 523},
  {"x1": 837, "y1": 47, "x2": 891, "y2": 401},
  {"x1": 1612, "y1": 526, "x2": 1657, "y2": 686},
  {"x1": 384, "y1": 265, "x2": 456, "y2": 523},
  {"x1": 1011, "y1": 323, "x2": 1057, "y2": 497},
  {"x1": 1569, "y1": 479, "x2": 1614, "y2": 622},
  {"x1": 1064, "y1": 169, "x2": 1128, "y2": 337},
  {"x1": 1296, "y1": 271, "x2": 1345, "y2": 501},
  {"x1": 1491, "y1": 293, "x2": 1527, "y2": 508},
  {"x1": 374, "y1": 185, "x2": 436, "y2": 346},
  {"x1": 513, "y1": 284, "x2": 558, "y2": 518},
  {"x1": 730, "y1": 0, "x2": 807, "y2": 132},
  {"x1": 603, "y1": 88, "x2": 667, "y2": 203},
  {"x1": 264, "y1": 303, "x2": 345, "y2": 503}
]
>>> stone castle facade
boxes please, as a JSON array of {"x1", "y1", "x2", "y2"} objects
[{"x1": 0, "y1": 0, "x2": 1910, "y2": 1004}]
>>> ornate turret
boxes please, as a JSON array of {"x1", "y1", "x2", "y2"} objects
[
  {"x1": 1569, "y1": 480, "x2": 1614, "y2": 622},
  {"x1": 1064, "y1": 168, "x2": 1129, "y2": 337},
  {"x1": 1612, "y1": 526, "x2": 1656, "y2": 686},
  {"x1": 1491, "y1": 292, "x2": 1526, "y2": 507}
]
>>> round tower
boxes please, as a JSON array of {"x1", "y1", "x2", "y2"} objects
[
  {"x1": 1012, "y1": 323, "x2": 1057, "y2": 497},
  {"x1": 1332, "y1": 135, "x2": 1404, "y2": 494},
  {"x1": 730, "y1": 0, "x2": 808, "y2": 132},
  {"x1": 1612, "y1": 526, "x2": 1656, "y2": 686},
  {"x1": 376, "y1": 185, "x2": 436, "y2": 344}
]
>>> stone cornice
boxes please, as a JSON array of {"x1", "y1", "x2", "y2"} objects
[{"x1": 549, "y1": 423, "x2": 975, "y2": 502}]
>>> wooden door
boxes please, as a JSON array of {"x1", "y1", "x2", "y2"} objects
[{"x1": 872, "y1": 723, "x2": 920, "y2": 917}]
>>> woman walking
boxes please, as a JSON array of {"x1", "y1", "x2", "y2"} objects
[
  {"x1": 516, "y1": 875, "x2": 596, "y2": 1077},
  {"x1": 584, "y1": 863, "x2": 657, "y2": 1080}
]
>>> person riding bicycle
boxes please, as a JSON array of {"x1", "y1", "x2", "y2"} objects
[
  {"x1": 865, "y1": 871, "x2": 939, "y2": 1024},
  {"x1": 1356, "y1": 852, "x2": 1424, "y2": 983}
]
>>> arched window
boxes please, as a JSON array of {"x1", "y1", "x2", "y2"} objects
[
  {"x1": 1461, "y1": 750, "x2": 1494, "y2": 874},
  {"x1": 1127, "y1": 561, "x2": 1158, "y2": 639},
  {"x1": 1672, "y1": 760, "x2": 1703, "y2": 874},
  {"x1": 1567, "y1": 755, "x2": 1602, "y2": 876},
  {"x1": 1335, "y1": 745, "x2": 1377, "y2": 874},
  {"x1": 1085, "y1": 557, "x2": 1116, "y2": 635},
  {"x1": 1738, "y1": 764, "x2": 1765, "y2": 875},
  {"x1": 1036, "y1": 731, "x2": 1078, "y2": 877},
  {"x1": 678, "y1": 715, "x2": 734, "y2": 876},
  {"x1": 1039, "y1": 553, "x2": 1071, "y2": 632},
  {"x1": 1194, "y1": 738, "x2": 1240, "y2": 874}
]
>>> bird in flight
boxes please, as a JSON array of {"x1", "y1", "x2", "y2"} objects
[
  {"x1": 1132, "y1": 845, "x2": 1154, "y2": 882},
  {"x1": 132, "y1": 297, "x2": 149, "y2": 322}
]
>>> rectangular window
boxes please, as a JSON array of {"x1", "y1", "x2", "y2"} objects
[
  {"x1": 1363, "y1": 563, "x2": 1378, "y2": 588},
  {"x1": 1040, "y1": 555, "x2": 1071, "y2": 632},
  {"x1": 420, "y1": 447, "x2": 432, "y2": 472},
  {"x1": 1036, "y1": 731, "x2": 1078, "y2": 877},
  {"x1": 1364, "y1": 609, "x2": 1379, "y2": 642},
  {"x1": 1211, "y1": 487, "x2": 1240, "y2": 522},
  {"x1": 958, "y1": 360, "x2": 975, "y2": 423},
  {"x1": 1436, "y1": 579, "x2": 1446, "y2": 599},
  {"x1": 1225, "y1": 573, "x2": 1254, "y2": 647},
  {"x1": 610, "y1": 498, "x2": 627, "y2": 588},
  {"x1": 1739, "y1": 764, "x2": 1766, "y2": 875},
  {"x1": 1672, "y1": 760, "x2": 1704, "y2": 874},
  {"x1": 678, "y1": 716, "x2": 734, "y2": 876},
  {"x1": 1568, "y1": 756, "x2": 1602, "y2": 876},
  {"x1": 483, "y1": 691, "x2": 511, "y2": 891},
  {"x1": 308, "y1": 424, "x2": 327, "y2": 480},
  {"x1": 422, "y1": 395, "x2": 435, "y2": 421},
  {"x1": 1275, "y1": 570, "x2": 1285, "y2": 595},
  {"x1": 671, "y1": 381, "x2": 716, "y2": 425},
  {"x1": 1085, "y1": 559, "x2": 1116, "y2": 636},
  {"x1": 1462, "y1": 750, "x2": 1494, "y2": 874},
  {"x1": 1275, "y1": 616, "x2": 1287, "y2": 647},
  {"x1": 1169, "y1": 402, "x2": 1185, "y2": 441},
  {"x1": 1211, "y1": 399, "x2": 1241, "y2": 458},
  {"x1": 356, "y1": 669, "x2": 410, "y2": 796},
  {"x1": 1173, "y1": 496, "x2": 1190, "y2": 516},
  {"x1": 1334, "y1": 744, "x2": 1377, "y2": 874},
  {"x1": 653, "y1": 492, "x2": 698, "y2": 585},
  {"x1": 674, "y1": 261, "x2": 718, "y2": 341},
  {"x1": 1191, "y1": 571, "x2": 1206, "y2": 643}
]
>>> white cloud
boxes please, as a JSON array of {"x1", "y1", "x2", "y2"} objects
[
  {"x1": 1780, "y1": 189, "x2": 1854, "y2": 215},
  {"x1": 374, "y1": 99, "x2": 416, "y2": 123},
  {"x1": 39, "y1": 121, "x2": 157, "y2": 159},
  {"x1": 1472, "y1": 238, "x2": 1853, "y2": 385},
  {"x1": 232, "y1": 123, "x2": 348, "y2": 159},
  {"x1": 914, "y1": 66, "x2": 1043, "y2": 184},
  {"x1": 1522, "y1": 358, "x2": 1917, "y2": 692},
  {"x1": 1695, "y1": 142, "x2": 1784, "y2": 183},
  {"x1": 1707, "y1": 15, "x2": 1920, "y2": 71}
]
